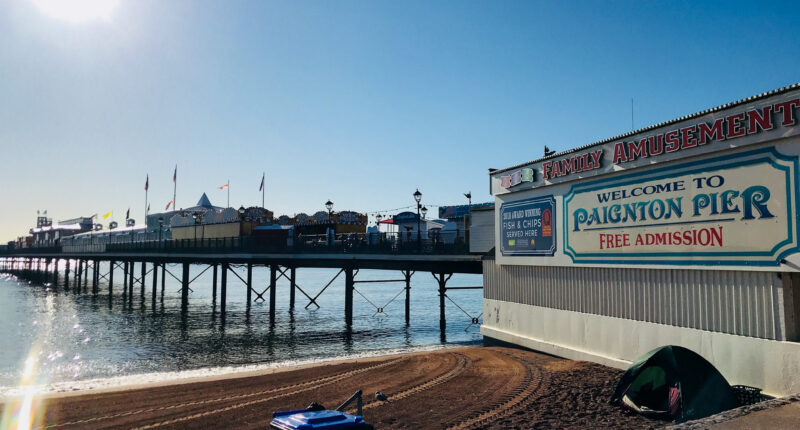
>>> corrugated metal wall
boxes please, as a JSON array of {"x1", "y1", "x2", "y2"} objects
[{"x1": 483, "y1": 261, "x2": 786, "y2": 340}]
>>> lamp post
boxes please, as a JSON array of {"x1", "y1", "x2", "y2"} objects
[
  {"x1": 158, "y1": 217, "x2": 164, "y2": 242},
  {"x1": 413, "y1": 189, "x2": 422, "y2": 251},
  {"x1": 192, "y1": 214, "x2": 199, "y2": 242},
  {"x1": 325, "y1": 200, "x2": 334, "y2": 220},
  {"x1": 421, "y1": 206, "x2": 428, "y2": 219},
  {"x1": 464, "y1": 191, "x2": 472, "y2": 245}
]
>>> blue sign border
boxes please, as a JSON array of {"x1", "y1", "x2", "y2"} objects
[
  {"x1": 562, "y1": 147, "x2": 800, "y2": 266},
  {"x1": 500, "y1": 195, "x2": 556, "y2": 256}
]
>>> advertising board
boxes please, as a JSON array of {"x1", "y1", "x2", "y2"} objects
[{"x1": 499, "y1": 195, "x2": 556, "y2": 256}]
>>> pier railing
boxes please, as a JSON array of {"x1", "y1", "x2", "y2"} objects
[{"x1": 2, "y1": 232, "x2": 471, "y2": 256}]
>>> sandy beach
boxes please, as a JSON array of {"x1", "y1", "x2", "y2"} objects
[{"x1": 2, "y1": 345, "x2": 664, "y2": 429}]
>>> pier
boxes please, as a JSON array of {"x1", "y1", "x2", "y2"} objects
[{"x1": 0, "y1": 239, "x2": 483, "y2": 332}]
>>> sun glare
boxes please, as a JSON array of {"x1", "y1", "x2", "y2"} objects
[{"x1": 30, "y1": 0, "x2": 120, "y2": 23}]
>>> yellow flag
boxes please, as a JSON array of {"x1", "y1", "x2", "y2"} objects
[{"x1": 103, "y1": 211, "x2": 113, "y2": 220}]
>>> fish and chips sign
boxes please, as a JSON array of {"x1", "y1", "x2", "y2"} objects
[
  {"x1": 500, "y1": 196, "x2": 556, "y2": 256},
  {"x1": 563, "y1": 148, "x2": 799, "y2": 266}
]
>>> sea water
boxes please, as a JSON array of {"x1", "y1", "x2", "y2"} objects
[{"x1": 0, "y1": 265, "x2": 482, "y2": 395}]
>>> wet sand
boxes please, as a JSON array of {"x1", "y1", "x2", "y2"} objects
[{"x1": 4, "y1": 346, "x2": 664, "y2": 429}]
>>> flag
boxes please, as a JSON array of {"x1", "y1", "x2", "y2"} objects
[
  {"x1": 145, "y1": 174, "x2": 149, "y2": 191},
  {"x1": 103, "y1": 211, "x2": 113, "y2": 220},
  {"x1": 165, "y1": 200, "x2": 173, "y2": 210},
  {"x1": 126, "y1": 208, "x2": 130, "y2": 219},
  {"x1": 259, "y1": 173, "x2": 264, "y2": 192},
  {"x1": 173, "y1": 166, "x2": 177, "y2": 183},
  {"x1": 220, "y1": 183, "x2": 229, "y2": 190}
]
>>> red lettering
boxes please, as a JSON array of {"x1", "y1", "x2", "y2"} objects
[
  {"x1": 726, "y1": 112, "x2": 746, "y2": 138},
  {"x1": 774, "y1": 99, "x2": 800, "y2": 126},
  {"x1": 589, "y1": 150, "x2": 603, "y2": 169},
  {"x1": 628, "y1": 139, "x2": 648, "y2": 160},
  {"x1": 680, "y1": 125, "x2": 697, "y2": 149},
  {"x1": 697, "y1": 119, "x2": 724, "y2": 145},
  {"x1": 747, "y1": 106, "x2": 773, "y2": 133},
  {"x1": 560, "y1": 158, "x2": 573, "y2": 176},
  {"x1": 612, "y1": 142, "x2": 628, "y2": 164},
  {"x1": 665, "y1": 130, "x2": 680, "y2": 152},
  {"x1": 542, "y1": 161, "x2": 553, "y2": 180},
  {"x1": 551, "y1": 159, "x2": 561, "y2": 177},
  {"x1": 648, "y1": 135, "x2": 664, "y2": 155}
]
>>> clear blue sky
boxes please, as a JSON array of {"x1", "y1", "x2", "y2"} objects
[{"x1": 1, "y1": 0, "x2": 799, "y2": 242}]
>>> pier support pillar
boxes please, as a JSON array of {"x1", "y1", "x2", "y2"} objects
[
  {"x1": 140, "y1": 261, "x2": 146, "y2": 299},
  {"x1": 128, "y1": 261, "x2": 135, "y2": 297},
  {"x1": 269, "y1": 265, "x2": 277, "y2": 319},
  {"x1": 289, "y1": 267, "x2": 297, "y2": 310},
  {"x1": 403, "y1": 270, "x2": 413, "y2": 326},
  {"x1": 64, "y1": 259, "x2": 70, "y2": 291},
  {"x1": 161, "y1": 264, "x2": 166, "y2": 300},
  {"x1": 152, "y1": 262, "x2": 158, "y2": 304},
  {"x1": 92, "y1": 260, "x2": 99, "y2": 294},
  {"x1": 122, "y1": 262, "x2": 128, "y2": 298},
  {"x1": 181, "y1": 263, "x2": 189, "y2": 310},
  {"x1": 246, "y1": 263, "x2": 252, "y2": 305},
  {"x1": 345, "y1": 268, "x2": 354, "y2": 326},
  {"x1": 435, "y1": 273, "x2": 452, "y2": 334},
  {"x1": 289, "y1": 267, "x2": 296, "y2": 309},
  {"x1": 221, "y1": 263, "x2": 228, "y2": 315},
  {"x1": 212, "y1": 264, "x2": 218, "y2": 302},
  {"x1": 108, "y1": 261, "x2": 114, "y2": 295},
  {"x1": 53, "y1": 259, "x2": 59, "y2": 287},
  {"x1": 83, "y1": 260, "x2": 89, "y2": 290},
  {"x1": 76, "y1": 260, "x2": 82, "y2": 288}
]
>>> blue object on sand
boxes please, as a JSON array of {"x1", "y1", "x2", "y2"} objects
[{"x1": 270, "y1": 409, "x2": 370, "y2": 430}]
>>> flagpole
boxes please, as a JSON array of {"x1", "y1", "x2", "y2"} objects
[
  {"x1": 262, "y1": 172, "x2": 265, "y2": 208},
  {"x1": 173, "y1": 165, "x2": 177, "y2": 212},
  {"x1": 227, "y1": 179, "x2": 230, "y2": 208},
  {"x1": 145, "y1": 174, "x2": 149, "y2": 222}
]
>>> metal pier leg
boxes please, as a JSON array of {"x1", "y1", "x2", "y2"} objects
[
  {"x1": 161, "y1": 263, "x2": 166, "y2": 300},
  {"x1": 83, "y1": 260, "x2": 89, "y2": 290},
  {"x1": 53, "y1": 259, "x2": 59, "y2": 287},
  {"x1": 128, "y1": 261, "x2": 135, "y2": 298},
  {"x1": 220, "y1": 263, "x2": 228, "y2": 315},
  {"x1": 436, "y1": 273, "x2": 449, "y2": 334},
  {"x1": 269, "y1": 265, "x2": 277, "y2": 320},
  {"x1": 152, "y1": 262, "x2": 158, "y2": 306},
  {"x1": 345, "y1": 268, "x2": 354, "y2": 326},
  {"x1": 289, "y1": 267, "x2": 296, "y2": 309},
  {"x1": 75, "y1": 260, "x2": 81, "y2": 286},
  {"x1": 246, "y1": 263, "x2": 252, "y2": 306},
  {"x1": 92, "y1": 260, "x2": 99, "y2": 294},
  {"x1": 108, "y1": 260, "x2": 114, "y2": 295},
  {"x1": 404, "y1": 270, "x2": 412, "y2": 326},
  {"x1": 181, "y1": 263, "x2": 189, "y2": 310},
  {"x1": 122, "y1": 262, "x2": 128, "y2": 298},
  {"x1": 212, "y1": 264, "x2": 218, "y2": 302},
  {"x1": 64, "y1": 259, "x2": 70, "y2": 291},
  {"x1": 140, "y1": 261, "x2": 146, "y2": 299}
]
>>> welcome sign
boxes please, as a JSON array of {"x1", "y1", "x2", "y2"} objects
[{"x1": 563, "y1": 147, "x2": 800, "y2": 266}]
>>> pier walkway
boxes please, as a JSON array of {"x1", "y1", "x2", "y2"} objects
[{"x1": 0, "y1": 238, "x2": 484, "y2": 330}]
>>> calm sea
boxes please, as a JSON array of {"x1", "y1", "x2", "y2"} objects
[{"x1": 0, "y1": 264, "x2": 482, "y2": 394}]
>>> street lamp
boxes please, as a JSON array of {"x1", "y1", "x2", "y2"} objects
[
  {"x1": 238, "y1": 206, "x2": 246, "y2": 216},
  {"x1": 464, "y1": 191, "x2": 472, "y2": 244},
  {"x1": 192, "y1": 213, "x2": 199, "y2": 242},
  {"x1": 158, "y1": 217, "x2": 164, "y2": 242},
  {"x1": 421, "y1": 206, "x2": 428, "y2": 219},
  {"x1": 413, "y1": 189, "x2": 422, "y2": 250},
  {"x1": 325, "y1": 200, "x2": 334, "y2": 220}
]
